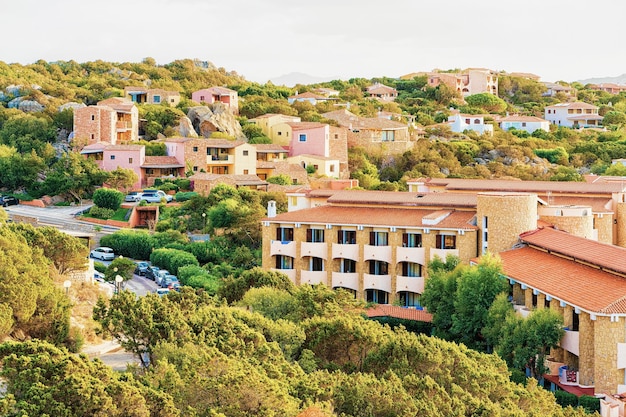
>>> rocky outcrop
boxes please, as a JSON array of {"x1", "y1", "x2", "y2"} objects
[
  {"x1": 177, "y1": 115, "x2": 199, "y2": 138},
  {"x1": 187, "y1": 103, "x2": 245, "y2": 141},
  {"x1": 8, "y1": 97, "x2": 44, "y2": 112},
  {"x1": 58, "y1": 102, "x2": 86, "y2": 112}
]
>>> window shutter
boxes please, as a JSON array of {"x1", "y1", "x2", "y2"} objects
[
  {"x1": 436, "y1": 235, "x2": 442, "y2": 249},
  {"x1": 306, "y1": 229, "x2": 312, "y2": 242},
  {"x1": 369, "y1": 232, "x2": 375, "y2": 245}
]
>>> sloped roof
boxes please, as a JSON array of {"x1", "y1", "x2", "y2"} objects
[
  {"x1": 264, "y1": 205, "x2": 477, "y2": 230},
  {"x1": 326, "y1": 190, "x2": 477, "y2": 208},
  {"x1": 499, "y1": 115, "x2": 548, "y2": 123},
  {"x1": 253, "y1": 144, "x2": 289, "y2": 153},
  {"x1": 365, "y1": 305, "x2": 433, "y2": 322},
  {"x1": 289, "y1": 91, "x2": 327, "y2": 100},
  {"x1": 420, "y1": 178, "x2": 626, "y2": 194},
  {"x1": 322, "y1": 109, "x2": 406, "y2": 130},
  {"x1": 499, "y1": 245, "x2": 626, "y2": 315},
  {"x1": 546, "y1": 102, "x2": 598, "y2": 110},
  {"x1": 141, "y1": 156, "x2": 184, "y2": 168},
  {"x1": 519, "y1": 227, "x2": 626, "y2": 276}
]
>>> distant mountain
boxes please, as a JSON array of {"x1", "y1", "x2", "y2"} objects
[
  {"x1": 268, "y1": 72, "x2": 339, "y2": 87},
  {"x1": 577, "y1": 73, "x2": 626, "y2": 85}
]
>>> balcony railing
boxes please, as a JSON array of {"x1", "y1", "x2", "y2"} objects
[
  {"x1": 331, "y1": 272, "x2": 359, "y2": 291},
  {"x1": 301, "y1": 270, "x2": 327, "y2": 286},
  {"x1": 301, "y1": 242, "x2": 327, "y2": 260},
  {"x1": 430, "y1": 248, "x2": 459, "y2": 261},
  {"x1": 116, "y1": 121, "x2": 132, "y2": 130},
  {"x1": 207, "y1": 154, "x2": 233, "y2": 164},
  {"x1": 395, "y1": 275, "x2": 425, "y2": 294},
  {"x1": 396, "y1": 246, "x2": 426, "y2": 265},
  {"x1": 363, "y1": 244, "x2": 392, "y2": 263},
  {"x1": 270, "y1": 240, "x2": 296, "y2": 258},
  {"x1": 332, "y1": 243, "x2": 359, "y2": 261},
  {"x1": 271, "y1": 268, "x2": 296, "y2": 283},
  {"x1": 560, "y1": 328, "x2": 580, "y2": 356},
  {"x1": 363, "y1": 273, "x2": 392, "y2": 293}
]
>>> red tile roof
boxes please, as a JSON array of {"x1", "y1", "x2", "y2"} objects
[
  {"x1": 420, "y1": 178, "x2": 626, "y2": 194},
  {"x1": 327, "y1": 190, "x2": 477, "y2": 208},
  {"x1": 365, "y1": 304, "x2": 432, "y2": 322},
  {"x1": 141, "y1": 156, "x2": 184, "y2": 168},
  {"x1": 498, "y1": 245, "x2": 626, "y2": 315},
  {"x1": 519, "y1": 227, "x2": 626, "y2": 276},
  {"x1": 265, "y1": 205, "x2": 477, "y2": 230}
]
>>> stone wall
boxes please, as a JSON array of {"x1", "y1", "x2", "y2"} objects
[{"x1": 593, "y1": 316, "x2": 626, "y2": 393}]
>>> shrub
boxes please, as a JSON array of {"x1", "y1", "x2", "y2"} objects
[
  {"x1": 554, "y1": 390, "x2": 578, "y2": 408},
  {"x1": 266, "y1": 174, "x2": 292, "y2": 185},
  {"x1": 578, "y1": 395, "x2": 600, "y2": 413},
  {"x1": 99, "y1": 230, "x2": 155, "y2": 260},
  {"x1": 92, "y1": 188, "x2": 124, "y2": 210},
  {"x1": 157, "y1": 182, "x2": 178, "y2": 192},
  {"x1": 175, "y1": 178, "x2": 191, "y2": 191},
  {"x1": 149, "y1": 248, "x2": 199, "y2": 275},
  {"x1": 89, "y1": 206, "x2": 114, "y2": 219},
  {"x1": 174, "y1": 191, "x2": 199, "y2": 202},
  {"x1": 93, "y1": 262, "x2": 107, "y2": 273}
]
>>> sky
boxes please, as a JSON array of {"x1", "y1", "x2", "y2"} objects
[{"x1": 3, "y1": 0, "x2": 626, "y2": 85}]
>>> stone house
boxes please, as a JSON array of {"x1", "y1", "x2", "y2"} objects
[
  {"x1": 124, "y1": 86, "x2": 181, "y2": 107},
  {"x1": 73, "y1": 98, "x2": 138, "y2": 146},
  {"x1": 191, "y1": 87, "x2": 239, "y2": 114}
]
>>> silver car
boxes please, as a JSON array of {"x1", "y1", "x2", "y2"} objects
[{"x1": 90, "y1": 247, "x2": 115, "y2": 261}]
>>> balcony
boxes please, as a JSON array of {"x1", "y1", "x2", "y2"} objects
[
  {"x1": 396, "y1": 246, "x2": 426, "y2": 265},
  {"x1": 363, "y1": 273, "x2": 392, "y2": 293},
  {"x1": 207, "y1": 154, "x2": 233, "y2": 164},
  {"x1": 332, "y1": 243, "x2": 359, "y2": 261},
  {"x1": 363, "y1": 244, "x2": 392, "y2": 263},
  {"x1": 560, "y1": 328, "x2": 580, "y2": 356},
  {"x1": 331, "y1": 272, "x2": 359, "y2": 291},
  {"x1": 301, "y1": 270, "x2": 328, "y2": 286},
  {"x1": 395, "y1": 275, "x2": 425, "y2": 294},
  {"x1": 116, "y1": 121, "x2": 132, "y2": 130},
  {"x1": 430, "y1": 248, "x2": 459, "y2": 261},
  {"x1": 271, "y1": 268, "x2": 296, "y2": 283},
  {"x1": 270, "y1": 240, "x2": 296, "y2": 258},
  {"x1": 301, "y1": 242, "x2": 327, "y2": 259}
]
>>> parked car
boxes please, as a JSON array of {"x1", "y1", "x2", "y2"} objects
[
  {"x1": 149, "y1": 266, "x2": 160, "y2": 281},
  {"x1": 161, "y1": 274, "x2": 178, "y2": 288},
  {"x1": 94, "y1": 271, "x2": 105, "y2": 283},
  {"x1": 155, "y1": 288, "x2": 170, "y2": 297},
  {"x1": 142, "y1": 266, "x2": 156, "y2": 281},
  {"x1": 140, "y1": 189, "x2": 173, "y2": 203},
  {"x1": 0, "y1": 195, "x2": 19, "y2": 207},
  {"x1": 90, "y1": 246, "x2": 115, "y2": 261},
  {"x1": 155, "y1": 270, "x2": 170, "y2": 287},
  {"x1": 125, "y1": 191, "x2": 142, "y2": 202},
  {"x1": 134, "y1": 261, "x2": 150, "y2": 276}
]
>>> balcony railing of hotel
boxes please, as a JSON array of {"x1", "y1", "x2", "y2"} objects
[
  {"x1": 301, "y1": 270, "x2": 327, "y2": 286},
  {"x1": 363, "y1": 273, "x2": 392, "y2": 293},
  {"x1": 396, "y1": 246, "x2": 426, "y2": 265},
  {"x1": 331, "y1": 272, "x2": 359, "y2": 291},
  {"x1": 395, "y1": 275, "x2": 425, "y2": 294},
  {"x1": 363, "y1": 244, "x2": 392, "y2": 263},
  {"x1": 270, "y1": 268, "x2": 296, "y2": 283},
  {"x1": 560, "y1": 327, "x2": 580, "y2": 356},
  {"x1": 116, "y1": 121, "x2": 132, "y2": 130},
  {"x1": 430, "y1": 248, "x2": 459, "y2": 261},
  {"x1": 301, "y1": 242, "x2": 327, "y2": 259},
  {"x1": 332, "y1": 243, "x2": 359, "y2": 261},
  {"x1": 270, "y1": 240, "x2": 296, "y2": 258}
]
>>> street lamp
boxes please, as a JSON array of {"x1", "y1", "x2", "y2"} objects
[
  {"x1": 202, "y1": 212, "x2": 207, "y2": 231},
  {"x1": 63, "y1": 280, "x2": 71, "y2": 295},
  {"x1": 115, "y1": 275, "x2": 124, "y2": 295}
]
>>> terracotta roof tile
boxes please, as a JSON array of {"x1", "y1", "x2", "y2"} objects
[
  {"x1": 365, "y1": 305, "x2": 432, "y2": 322},
  {"x1": 499, "y1": 246, "x2": 626, "y2": 314},
  {"x1": 253, "y1": 144, "x2": 289, "y2": 152},
  {"x1": 265, "y1": 205, "x2": 477, "y2": 230},
  {"x1": 141, "y1": 156, "x2": 183, "y2": 168},
  {"x1": 422, "y1": 178, "x2": 626, "y2": 194},
  {"x1": 519, "y1": 227, "x2": 626, "y2": 275},
  {"x1": 327, "y1": 190, "x2": 477, "y2": 208}
]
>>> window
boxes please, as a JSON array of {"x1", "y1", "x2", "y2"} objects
[
  {"x1": 200, "y1": 95, "x2": 205, "y2": 101},
  {"x1": 310, "y1": 257, "x2": 324, "y2": 271},
  {"x1": 278, "y1": 131, "x2": 282, "y2": 136},
  {"x1": 366, "y1": 289, "x2": 388, "y2": 304},
  {"x1": 243, "y1": 169, "x2": 249, "y2": 175},
  {"x1": 402, "y1": 233, "x2": 422, "y2": 248},
  {"x1": 369, "y1": 231, "x2": 388, "y2": 246},
  {"x1": 275, "y1": 255, "x2": 293, "y2": 269},
  {"x1": 243, "y1": 150, "x2": 249, "y2": 156},
  {"x1": 522, "y1": 122, "x2": 527, "y2": 127},
  {"x1": 338, "y1": 230, "x2": 356, "y2": 244},
  {"x1": 193, "y1": 166, "x2": 198, "y2": 172},
  {"x1": 146, "y1": 168, "x2": 154, "y2": 174},
  {"x1": 306, "y1": 228, "x2": 324, "y2": 243},
  {"x1": 299, "y1": 134, "x2": 307, "y2": 142},
  {"x1": 91, "y1": 115, "x2": 95, "y2": 121},
  {"x1": 474, "y1": 119, "x2": 480, "y2": 124},
  {"x1": 401, "y1": 262, "x2": 422, "y2": 277},
  {"x1": 276, "y1": 227, "x2": 294, "y2": 242},
  {"x1": 290, "y1": 196, "x2": 297, "y2": 206},
  {"x1": 330, "y1": 165, "x2": 335, "y2": 172},
  {"x1": 340, "y1": 259, "x2": 356, "y2": 273},
  {"x1": 128, "y1": 158, "x2": 133, "y2": 164},
  {"x1": 381, "y1": 130, "x2": 395, "y2": 142},
  {"x1": 369, "y1": 260, "x2": 388, "y2": 275},
  {"x1": 334, "y1": 134, "x2": 339, "y2": 139},
  {"x1": 91, "y1": 134, "x2": 95, "y2": 140},
  {"x1": 193, "y1": 146, "x2": 198, "y2": 152},
  {"x1": 398, "y1": 291, "x2": 421, "y2": 308},
  {"x1": 153, "y1": 95, "x2": 161, "y2": 103},
  {"x1": 110, "y1": 155, "x2": 116, "y2": 160},
  {"x1": 436, "y1": 234, "x2": 456, "y2": 249},
  {"x1": 465, "y1": 118, "x2": 471, "y2": 124}
]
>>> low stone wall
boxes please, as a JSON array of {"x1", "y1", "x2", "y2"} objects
[
  {"x1": 19, "y1": 199, "x2": 46, "y2": 208},
  {"x1": 78, "y1": 216, "x2": 130, "y2": 228}
]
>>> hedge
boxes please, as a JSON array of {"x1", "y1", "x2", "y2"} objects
[{"x1": 149, "y1": 248, "x2": 199, "y2": 275}]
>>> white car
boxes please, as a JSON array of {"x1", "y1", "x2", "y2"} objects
[
  {"x1": 90, "y1": 247, "x2": 115, "y2": 261},
  {"x1": 140, "y1": 190, "x2": 173, "y2": 203},
  {"x1": 124, "y1": 191, "x2": 142, "y2": 202}
]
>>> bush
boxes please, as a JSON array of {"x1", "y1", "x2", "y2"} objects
[
  {"x1": 157, "y1": 182, "x2": 178, "y2": 192},
  {"x1": 175, "y1": 178, "x2": 191, "y2": 191},
  {"x1": 266, "y1": 174, "x2": 292, "y2": 185},
  {"x1": 99, "y1": 230, "x2": 155, "y2": 260},
  {"x1": 149, "y1": 248, "x2": 199, "y2": 275},
  {"x1": 578, "y1": 395, "x2": 600, "y2": 413},
  {"x1": 92, "y1": 188, "x2": 124, "y2": 210},
  {"x1": 509, "y1": 368, "x2": 528, "y2": 386},
  {"x1": 94, "y1": 262, "x2": 107, "y2": 273},
  {"x1": 89, "y1": 206, "x2": 115, "y2": 219},
  {"x1": 174, "y1": 191, "x2": 199, "y2": 202},
  {"x1": 554, "y1": 390, "x2": 578, "y2": 408}
]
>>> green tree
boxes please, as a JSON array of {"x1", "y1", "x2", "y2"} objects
[
  {"x1": 465, "y1": 93, "x2": 508, "y2": 113},
  {"x1": 604, "y1": 162, "x2": 626, "y2": 176},
  {"x1": 93, "y1": 187, "x2": 124, "y2": 210},
  {"x1": 105, "y1": 256, "x2": 137, "y2": 282},
  {"x1": 38, "y1": 152, "x2": 109, "y2": 201},
  {"x1": 218, "y1": 267, "x2": 294, "y2": 304},
  {"x1": 106, "y1": 167, "x2": 139, "y2": 192}
]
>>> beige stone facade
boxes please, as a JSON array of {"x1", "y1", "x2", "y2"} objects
[{"x1": 73, "y1": 98, "x2": 138, "y2": 146}]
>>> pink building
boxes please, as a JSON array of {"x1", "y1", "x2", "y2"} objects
[
  {"x1": 287, "y1": 122, "x2": 330, "y2": 157},
  {"x1": 191, "y1": 87, "x2": 239, "y2": 114},
  {"x1": 81, "y1": 143, "x2": 145, "y2": 189}
]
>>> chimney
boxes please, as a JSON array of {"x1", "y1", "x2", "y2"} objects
[{"x1": 267, "y1": 200, "x2": 277, "y2": 218}]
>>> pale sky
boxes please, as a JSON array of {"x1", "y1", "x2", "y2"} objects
[{"x1": 3, "y1": 0, "x2": 626, "y2": 85}]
